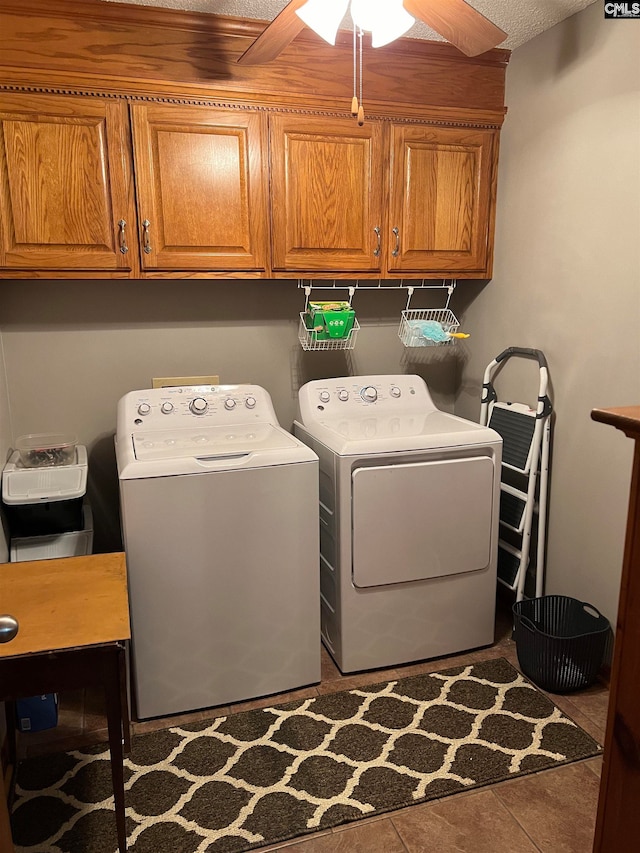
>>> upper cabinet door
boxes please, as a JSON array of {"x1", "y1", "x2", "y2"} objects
[
  {"x1": 130, "y1": 104, "x2": 268, "y2": 271},
  {"x1": 388, "y1": 125, "x2": 497, "y2": 275},
  {"x1": 269, "y1": 114, "x2": 385, "y2": 273},
  {"x1": 0, "y1": 93, "x2": 134, "y2": 270}
]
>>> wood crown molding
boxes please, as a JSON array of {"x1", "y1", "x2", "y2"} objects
[
  {"x1": 0, "y1": 0, "x2": 509, "y2": 66},
  {"x1": 0, "y1": 78, "x2": 506, "y2": 128},
  {"x1": 0, "y1": 0, "x2": 509, "y2": 119}
]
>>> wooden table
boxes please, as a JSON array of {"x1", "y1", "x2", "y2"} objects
[
  {"x1": 591, "y1": 407, "x2": 640, "y2": 852},
  {"x1": 0, "y1": 552, "x2": 131, "y2": 853}
]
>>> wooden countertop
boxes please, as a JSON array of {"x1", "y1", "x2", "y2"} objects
[
  {"x1": 591, "y1": 406, "x2": 640, "y2": 437},
  {"x1": 0, "y1": 552, "x2": 129, "y2": 658}
]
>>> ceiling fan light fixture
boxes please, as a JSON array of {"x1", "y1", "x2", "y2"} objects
[
  {"x1": 350, "y1": 0, "x2": 415, "y2": 47},
  {"x1": 296, "y1": 0, "x2": 350, "y2": 46},
  {"x1": 371, "y1": 5, "x2": 416, "y2": 47}
]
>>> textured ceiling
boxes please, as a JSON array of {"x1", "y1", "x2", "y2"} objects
[{"x1": 103, "y1": 0, "x2": 598, "y2": 51}]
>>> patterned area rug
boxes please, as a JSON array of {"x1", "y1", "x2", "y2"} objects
[{"x1": 11, "y1": 658, "x2": 601, "y2": 853}]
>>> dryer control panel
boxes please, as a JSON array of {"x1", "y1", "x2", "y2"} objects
[
  {"x1": 297, "y1": 374, "x2": 438, "y2": 425},
  {"x1": 118, "y1": 384, "x2": 279, "y2": 432}
]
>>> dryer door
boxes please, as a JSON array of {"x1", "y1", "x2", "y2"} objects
[{"x1": 352, "y1": 456, "x2": 494, "y2": 588}]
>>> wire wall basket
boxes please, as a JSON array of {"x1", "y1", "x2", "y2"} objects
[
  {"x1": 295, "y1": 280, "x2": 463, "y2": 351},
  {"x1": 298, "y1": 282, "x2": 360, "y2": 351},
  {"x1": 298, "y1": 313, "x2": 360, "y2": 351},
  {"x1": 398, "y1": 282, "x2": 461, "y2": 348},
  {"x1": 399, "y1": 308, "x2": 460, "y2": 347}
]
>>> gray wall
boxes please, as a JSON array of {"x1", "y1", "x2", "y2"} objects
[
  {"x1": 0, "y1": 280, "x2": 459, "y2": 552},
  {"x1": 455, "y1": 3, "x2": 640, "y2": 625}
]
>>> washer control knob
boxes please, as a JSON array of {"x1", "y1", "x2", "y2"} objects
[
  {"x1": 161, "y1": 402, "x2": 174, "y2": 414},
  {"x1": 245, "y1": 396, "x2": 257, "y2": 409},
  {"x1": 390, "y1": 386, "x2": 401, "y2": 398},
  {"x1": 224, "y1": 398, "x2": 237, "y2": 410},
  {"x1": 361, "y1": 386, "x2": 378, "y2": 403},
  {"x1": 338, "y1": 389, "x2": 349, "y2": 401},
  {"x1": 137, "y1": 402, "x2": 151, "y2": 416},
  {"x1": 190, "y1": 397, "x2": 208, "y2": 415},
  {"x1": 319, "y1": 390, "x2": 331, "y2": 403}
]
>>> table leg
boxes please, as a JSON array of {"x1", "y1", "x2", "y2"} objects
[
  {"x1": 104, "y1": 649, "x2": 127, "y2": 853},
  {"x1": 118, "y1": 646, "x2": 131, "y2": 755},
  {"x1": 4, "y1": 702, "x2": 17, "y2": 782},
  {"x1": 0, "y1": 778, "x2": 14, "y2": 853},
  {"x1": 2, "y1": 702, "x2": 17, "y2": 850}
]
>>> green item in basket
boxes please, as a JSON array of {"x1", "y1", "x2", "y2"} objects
[{"x1": 305, "y1": 301, "x2": 355, "y2": 340}]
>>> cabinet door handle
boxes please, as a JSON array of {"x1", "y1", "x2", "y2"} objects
[
  {"x1": 373, "y1": 226, "x2": 381, "y2": 257},
  {"x1": 142, "y1": 219, "x2": 152, "y2": 254},
  {"x1": 392, "y1": 227, "x2": 400, "y2": 257},
  {"x1": 118, "y1": 219, "x2": 128, "y2": 254},
  {"x1": 0, "y1": 614, "x2": 19, "y2": 643}
]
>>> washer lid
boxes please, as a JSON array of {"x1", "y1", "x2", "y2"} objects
[
  {"x1": 118, "y1": 421, "x2": 317, "y2": 478},
  {"x1": 297, "y1": 410, "x2": 502, "y2": 455},
  {"x1": 132, "y1": 423, "x2": 298, "y2": 462}
]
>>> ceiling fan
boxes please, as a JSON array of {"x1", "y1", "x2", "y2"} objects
[{"x1": 237, "y1": 0, "x2": 508, "y2": 66}]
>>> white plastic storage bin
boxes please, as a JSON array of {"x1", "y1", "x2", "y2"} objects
[
  {"x1": 15, "y1": 432, "x2": 78, "y2": 468},
  {"x1": 10, "y1": 503, "x2": 93, "y2": 562},
  {"x1": 2, "y1": 445, "x2": 88, "y2": 536}
]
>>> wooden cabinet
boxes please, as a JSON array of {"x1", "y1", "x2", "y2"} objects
[
  {"x1": 0, "y1": 92, "x2": 135, "y2": 272},
  {"x1": 269, "y1": 114, "x2": 385, "y2": 274},
  {"x1": 0, "y1": 97, "x2": 499, "y2": 278},
  {"x1": 0, "y1": 0, "x2": 507, "y2": 279},
  {"x1": 591, "y1": 406, "x2": 640, "y2": 853},
  {"x1": 0, "y1": 94, "x2": 269, "y2": 274},
  {"x1": 269, "y1": 114, "x2": 497, "y2": 278},
  {"x1": 388, "y1": 124, "x2": 497, "y2": 274},
  {"x1": 130, "y1": 103, "x2": 268, "y2": 272}
]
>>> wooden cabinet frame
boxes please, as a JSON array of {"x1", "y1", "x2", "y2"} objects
[
  {"x1": 130, "y1": 103, "x2": 269, "y2": 272},
  {"x1": 268, "y1": 115, "x2": 499, "y2": 278},
  {"x1": 0, "y1": 93, "x2": 136, "y2": 272},
  {"x1": 388, "y1": 124, "x2": 497, "y2": 275},
  {"x1": 269, "y1": 114, "x2": 385, "y2": 274}
]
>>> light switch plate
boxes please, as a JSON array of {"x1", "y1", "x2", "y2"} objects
[{"x1": 152, "y1": 375, "x2": 220, "y2": 388}]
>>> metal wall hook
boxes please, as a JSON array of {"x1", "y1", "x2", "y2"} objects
[
  {"x1": 404, "y1": 286, "x2": 415, "y2": 311},
  {"x1": 297, "y1": 278, "x2": 457, "y2": 294}
]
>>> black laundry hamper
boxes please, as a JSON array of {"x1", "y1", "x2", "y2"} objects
[{"x1": 512, "y1": 595, "x2": 611, "y2": 693}]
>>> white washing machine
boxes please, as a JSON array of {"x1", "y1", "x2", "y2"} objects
[
  {"x1": 116, "y1": 383, "x2": 320, "y2": 719},
  {"x1": 294, "y1": 374, "x2": 502, "y2": 673}
]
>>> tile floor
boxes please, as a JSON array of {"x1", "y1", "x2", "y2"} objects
[{"x1": 15, "y1": 595, "x2": 608, "y2": 852}]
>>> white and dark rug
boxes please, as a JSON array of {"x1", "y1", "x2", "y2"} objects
[{"x1": 11, "y1": 658, "x2": 601, "y2": 853}]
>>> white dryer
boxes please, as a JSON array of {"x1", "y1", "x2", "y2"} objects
[
  {"x1": 116, "y1": 383, "x2": 320, "y2": 719},
  {"x1": 294, "y1": 374, "x2": 502, "y2": 673}
]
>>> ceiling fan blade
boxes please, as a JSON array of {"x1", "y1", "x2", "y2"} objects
[
  {"x1": 237, "y1": 0, "x2": 308, "y2": 65},
  {"x1": 403, "y1": 0, "x2": 507, "y2": 56}
]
